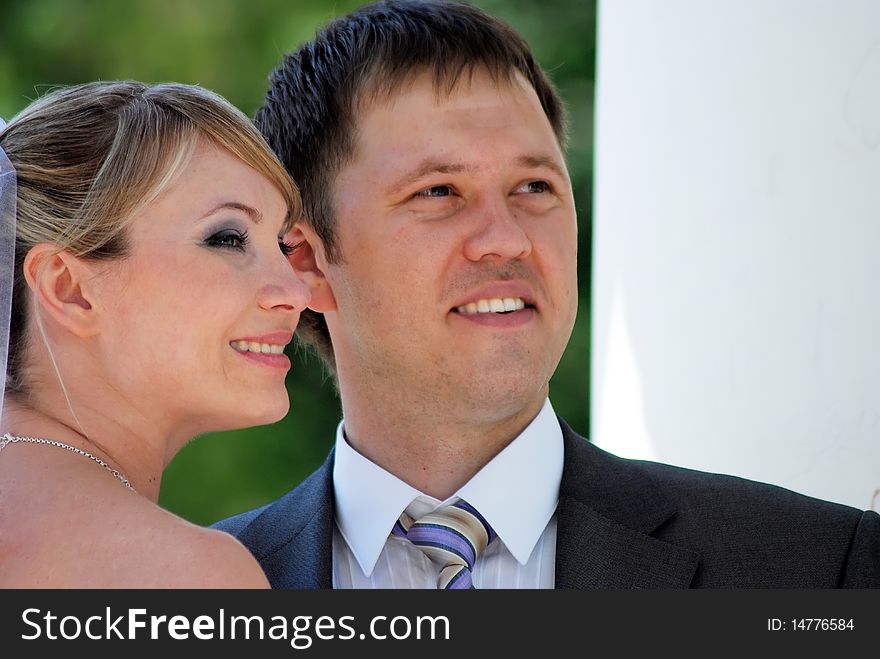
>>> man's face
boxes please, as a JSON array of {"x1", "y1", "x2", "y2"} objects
[{"x1": 316, "y1": 67, "x2": 578, "y2": 423}]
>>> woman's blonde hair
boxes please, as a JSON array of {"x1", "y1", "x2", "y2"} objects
[{"x1": 0, "y1": 81, "x2": 301, "y2": 397}]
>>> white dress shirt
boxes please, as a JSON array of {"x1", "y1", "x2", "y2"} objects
[{"x1": 331, "y1": 399, "x2": 563, "y2": 588}]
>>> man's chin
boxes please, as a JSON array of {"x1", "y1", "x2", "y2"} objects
[{"x1": 455, "y1": 371, "x2": 549, "y2": 418}]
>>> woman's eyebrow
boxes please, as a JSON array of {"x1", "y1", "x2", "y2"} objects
[{"x1": 199, "y1": 201, "x2": 263, "y2": 224}]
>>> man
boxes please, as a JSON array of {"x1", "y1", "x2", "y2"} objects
[{"x1": 215, "y1": 0, "x2": 879, "y2": 588}]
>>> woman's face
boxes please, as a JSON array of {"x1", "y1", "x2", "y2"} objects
[{"x1": 94, "y1": 140, "x2": 308, "y2": 436}]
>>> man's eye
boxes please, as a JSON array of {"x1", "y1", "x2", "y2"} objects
[
  {"x1": 517, "y1": 180, "x2": 551, "y2": 194},
  {"x1": 416, "y1": 185, "x2": 453, "y2": 198},
  {"x1": 205, "y1": 229, "x2": 249, "y2": 251}
]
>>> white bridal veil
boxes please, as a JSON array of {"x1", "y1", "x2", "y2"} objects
[{"x1": 0, "y1": 116, "x2": 16, "y2": 427}]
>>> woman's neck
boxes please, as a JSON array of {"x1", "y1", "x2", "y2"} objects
[{"x1": 2, "y1": 397, "x2": 165, "y2": 501}]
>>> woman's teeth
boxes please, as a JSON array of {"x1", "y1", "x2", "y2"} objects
[
  {"x1": 456, "y1": 297, "x2": 526, "y2": 314},
  {"x1": 231, "y1": 340, "x2": 286, "y2": 354}
]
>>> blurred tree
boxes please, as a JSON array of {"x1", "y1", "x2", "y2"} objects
[{"x1": 0, "y1": 0, "x2": 595, "y2": 524}]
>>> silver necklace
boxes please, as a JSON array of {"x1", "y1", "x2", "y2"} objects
[{"x1": 0, "y1": 432, "x2": 136, "y2": 492}]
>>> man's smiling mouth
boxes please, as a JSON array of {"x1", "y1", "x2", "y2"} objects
[{"x1": 455, "y1": 297, "x2": 528, "y2": 314}]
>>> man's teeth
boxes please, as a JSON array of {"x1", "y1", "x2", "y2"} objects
[
  {"x1": 456, "y1": 297, "x2": 526, "y2": 314},
  {"x1": 231, "y1": 340, "x2": 286, "y2": 354}
]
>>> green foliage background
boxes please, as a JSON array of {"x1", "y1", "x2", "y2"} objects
[{"x1": 0, "y1": 0, "x2": 595, "y2": 524}]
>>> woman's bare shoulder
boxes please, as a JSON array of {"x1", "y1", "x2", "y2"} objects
[
  {"x1": 143, "y1": 511, "x2": 269, "y2": 588},
  {"x1": 107, "y1": 503, "x2": 271, "y2": 588},
  {"x1": 0, "y1": 487, "x2": 269, "y2": 588}
]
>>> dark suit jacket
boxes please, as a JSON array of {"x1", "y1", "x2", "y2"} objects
[{"x1": 213, "y1": 418, "x2": 880, "y2": 588}]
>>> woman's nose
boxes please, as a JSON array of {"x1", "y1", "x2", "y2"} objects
[{"x1": 257, "y1": 256, "x2": 311, "y2": 313}]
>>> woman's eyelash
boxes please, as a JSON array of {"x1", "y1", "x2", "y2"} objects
[
  {"x1": 205, "y1": 228, "x2": 250, "y2": 251},
  {"x1": 205, "y1": 228, "x2": 301, "y2": 257},
  {"x1": 279, "y1": 239, "x2": 301, "y2": 257}
]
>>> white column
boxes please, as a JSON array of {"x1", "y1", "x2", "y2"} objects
[{"x1": 592, "y1": 0, "x2": 880, "y2": 510}]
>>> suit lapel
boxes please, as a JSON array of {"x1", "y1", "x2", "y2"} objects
[
  {"x1": 238, "y1": 451, "x2": 336, "y2": 588},
  {"x1": 556, "y1": 494, "x2": 699, "y2": 588},
  {"x1": 555, "y1": 420, "x2": 699, "y2": 588}
]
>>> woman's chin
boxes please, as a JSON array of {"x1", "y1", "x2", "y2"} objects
[
  {"x1": 252, "y1": 399, "x2": 291, "y2": 426},
  {"x1": 220, "y1": 396, "x2": 291, "y2": 430}
]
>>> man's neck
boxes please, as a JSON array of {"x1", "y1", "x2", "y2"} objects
[{"x1": 339, "y1": 395, "x2": 546, "y2": 500}]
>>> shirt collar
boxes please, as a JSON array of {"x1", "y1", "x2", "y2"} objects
[{"x1": 332, "y1": 399, "x2": 563, "y2": 575}]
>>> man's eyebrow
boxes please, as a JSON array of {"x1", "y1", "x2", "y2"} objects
[
  {"x1": 387, "y1": 160, "x2": 472, "y2": 196},
  {"x1": 387, "y1": 156, "x2": 569, "y2": 196},
  {"x1": 515, "y1": 155, "x2": 568, "y2": 179},
  {"x1": 200, "y1": 201, "x2": 263, "y2": 224}
]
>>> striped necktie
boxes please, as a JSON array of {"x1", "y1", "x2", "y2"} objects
[{"x1": 391, "y1": 500, "x2": 497, "y2": 589}]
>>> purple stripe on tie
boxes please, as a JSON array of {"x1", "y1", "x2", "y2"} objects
[
  {"x1": 408, "y1": 525, "x2": 477, "y2": 568},
  {"x1": 445, "y1": 567, "x2": 473, "y2": 590},
  {"x1": 391, "y1": 519, "x2": 408, "y2": 538},
  {"x1": 454, "y1": 500, "x2": 498, "y2": 543}
]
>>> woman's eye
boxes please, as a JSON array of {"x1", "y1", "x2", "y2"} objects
[
  {"x1": 205, "y1": 228, "x2": 249, "y2": 251},
  {"x1": 516, "y1": 180, "x2": 552, "y2": 194},
  {"x1": 416, "y1": 185, "x2": 453, "y2": 198},
  {"x1": 279, "y1": 239, "x2": 300, "y2": 257}
]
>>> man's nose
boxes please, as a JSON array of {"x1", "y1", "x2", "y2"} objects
[{"x1": 461, "y1": 195, "x2": 533, "y2": 262}]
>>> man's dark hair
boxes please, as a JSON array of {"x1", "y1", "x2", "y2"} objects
[{"x1": 255, "y1": 0, "x2": 568, "y2": 370}]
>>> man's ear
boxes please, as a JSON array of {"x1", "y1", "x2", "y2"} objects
[
  {"x1": 23, "y1": 244, "x2": 100, "y2": 338},
  {"x1": 287, "y1": 224, "x2": 337, "y2": 313}
]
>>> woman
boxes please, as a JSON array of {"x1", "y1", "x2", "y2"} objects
[{"x1": 0, "y1": 81, "x2": 309, "y2": 587}]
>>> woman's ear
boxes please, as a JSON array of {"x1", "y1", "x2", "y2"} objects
[
  {"x1": 23, "y1": 244, "x2": 100, "y2": 338},
  {"x1": 287, "y1": 224, "x2": 337, "y2": 313}
]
